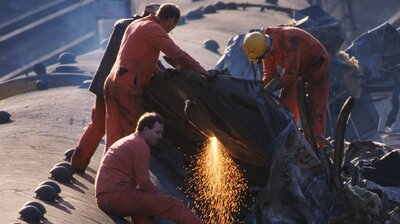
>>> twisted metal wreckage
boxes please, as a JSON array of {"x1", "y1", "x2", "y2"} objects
[
  {"x1": 144, "y1": 65, "x2": 393, "y2": 223},
  {"x1": 141, "y1": 6, "x2": 400, "y2": 224}
]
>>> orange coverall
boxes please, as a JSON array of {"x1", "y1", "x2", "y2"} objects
[
  {"x1": 263, "y1": 26, "x2": 329, "y2": 144},
  {"x1": 71, "y1": 17, "x2": 137, "y2": 172},
  {"x1": 104, "y1": 15, "x2": 202, "y2": 150},
  {"x1": 95, "y1": 133, "x2": 202, "y2": 224}
]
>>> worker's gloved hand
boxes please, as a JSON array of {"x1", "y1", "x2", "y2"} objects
[
  {"x1": 164, "y1": 68, "x2": 180, "y2": 80},
  {"x1": 263, "y1": 78, "x2": 282, "y2": 94},
  {"x1": 207, "y1": 69, "x2": 219, "y2": 81}
]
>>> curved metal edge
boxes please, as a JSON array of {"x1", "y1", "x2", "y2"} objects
[{"x1": 332, "y1": 96, "x2": 355, "y2": 212}]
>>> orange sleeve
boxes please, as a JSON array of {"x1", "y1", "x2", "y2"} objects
[
  {"x1": 132, "y1": 145, "x2": 158, "y2": 193},
  {"x1": 279, "y1": 37, "x2": 300, "y2": 87},
  {"x1": 149, "y1": 26, "x2": 200, "y2": 70},
  {"x1": 263, "y1": 55, "x2": 278, "y2": 86}
]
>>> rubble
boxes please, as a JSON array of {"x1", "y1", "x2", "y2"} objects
[{"x1": 144, "y1": 5, "x2": 400, "y2": 223}]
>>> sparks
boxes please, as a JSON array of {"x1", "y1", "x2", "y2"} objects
[{"x1": 186, "y1": 137, "x2": 248, "y2": 224}]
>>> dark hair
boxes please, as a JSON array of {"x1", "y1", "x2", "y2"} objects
[
  {"x1": 136, "y1": 112, "x2": 164, "y2": 133},
  {"x1": 156, "y1": 3, "x2": 180, "y2": 23}
]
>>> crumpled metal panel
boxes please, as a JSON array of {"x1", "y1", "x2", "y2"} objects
[
  {"x1": 245, "y1": 129, "x2": 335, "y2": 223},
  {"x1": 244, "y1": 129, "x2": 382, "y2": 224},
  {"x1": 345, "y1": 23, "x2": 400, "y2": 81},
  {"x1": 145, "y1": 71, "x2": 293, "y2": 167}
]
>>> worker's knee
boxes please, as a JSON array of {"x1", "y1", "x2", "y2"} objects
[{"x1": 96, "y1": 192, "x2": 132, "y2": 217}]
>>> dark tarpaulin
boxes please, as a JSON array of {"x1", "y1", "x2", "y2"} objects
[{"x1": 214, "y1": 34, "x2": 264, "y2": 80}]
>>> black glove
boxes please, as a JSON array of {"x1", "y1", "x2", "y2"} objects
[
  {"x1": 264, "y1": 78, "x2": 282, "y2": 94},
  {"x1": 207, "y1": 69, "x2": 220, "y2": 81},
  {"x1": 164, "y1": 68, "x2": 180, "y2": 80}
]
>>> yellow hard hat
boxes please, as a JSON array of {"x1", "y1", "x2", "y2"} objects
[{"x1": 243, "y1": 32, "x2": 271, "y2": 64}]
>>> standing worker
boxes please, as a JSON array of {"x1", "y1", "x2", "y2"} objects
[
  {"x1": 104, "y1": 3, "x2": 212, "y2": 150},
  {"x1": 70, "y1": 3, "x2": 160, "y2": 173},
  {"x1": 95, "y1": 112, "x2": 203, "y2": 224},
  {"x1": 243, "y1": 26, "x2": 329, "y2": 148}
]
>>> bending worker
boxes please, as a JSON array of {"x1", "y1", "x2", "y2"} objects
[
  {"x1": 95, "y1": 112, "x2": 203, "y2": 224},
  {"x1": 70, "y1": 3, "x2": 160, "y2": 173},
  {"x1": 104, "y1": 3, "x2": 211, "y2": 150},
  {"x1": 243, "y1": 26, "x2": 329, "y2": 147}
]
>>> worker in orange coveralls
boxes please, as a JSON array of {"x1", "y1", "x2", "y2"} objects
[
  {"x1": 95, "y1": 112, "x2": 203, "y2": 224},
  {"x1": 104, "y1": 3, "x2": 211, "y2": 150},
  {"x1": 243, "y1": 26, "x2": 329, "y2": 147},
  {"x1": 70, "y1": 4, "x2": 161, "y2": 173}
]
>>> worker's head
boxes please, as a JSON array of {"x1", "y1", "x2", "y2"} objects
[
  {"x1": 141, "y1": 3, "x2": 160, "y2": 17},
  {"x1": 243, "y1": 32, "x2": 272, "y2": 64},
  {"x1": 156, "y1": 3, "x2": 180, "y2": 33},
  {"x1": 137, "y1": 112, "x2": 164, "y2": 146}
]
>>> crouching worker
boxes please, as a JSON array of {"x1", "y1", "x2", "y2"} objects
[
  {"x1": 243, "y1": 27, "x2": 329, "y2": 148},
  {"x1": 95, "y1": 112, "x2": 203, "y2": 224}
]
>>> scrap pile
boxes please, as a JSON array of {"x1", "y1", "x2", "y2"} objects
[{"x1": 144, "y1": 5, "x2": 400, "y2": 223}]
